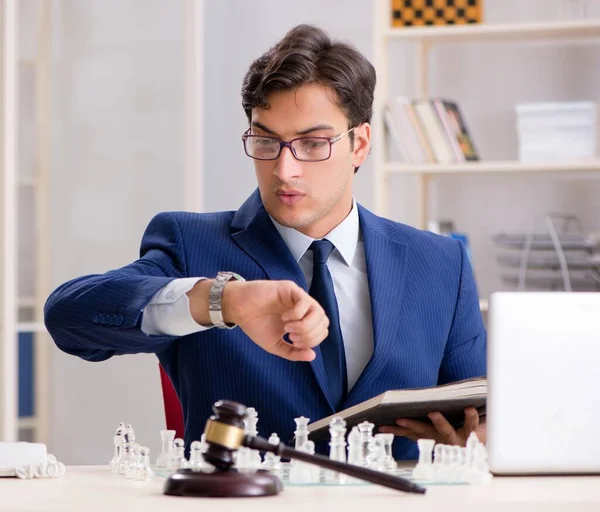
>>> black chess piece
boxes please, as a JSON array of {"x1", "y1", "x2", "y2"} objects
[{"x1": 163, "y1": 400, "x2": 426, "y2": 498}]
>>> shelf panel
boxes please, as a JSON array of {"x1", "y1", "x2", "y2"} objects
[
  {"x1": 18, "y1": 297, "x2": 37, "y2": 307},
  {"x1": 17, "y1": 417, "x2": 38, "y2": 430},
  {"x1": 16, "y1": 322, "x2": 46, "y2": 333},
  {"x1": 385, "y1": 19, "x2": 600, "y2": 44},
  {"x1": 385, "y1": 160, "x2": 600, "y2": 176},
  {"x1": 18, "y1": 176, "x2": 38, "y2": 187}
]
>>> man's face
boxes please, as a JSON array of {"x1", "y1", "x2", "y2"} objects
[{"x1": 249, "y1": 83, "x2": 370, "y2": 239}]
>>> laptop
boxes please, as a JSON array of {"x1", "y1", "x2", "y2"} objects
[{"x1": 486, "y1": 291, "x2": 600, "y2": 475}]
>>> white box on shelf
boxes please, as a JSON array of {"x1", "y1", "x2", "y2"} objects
[{"x1": 516, "y1": 101, "x2": 598, "y2": 162}]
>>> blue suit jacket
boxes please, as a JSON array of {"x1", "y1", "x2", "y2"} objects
[{"x1": 44, "y1": 190, "x2": 486, "y2": 460}]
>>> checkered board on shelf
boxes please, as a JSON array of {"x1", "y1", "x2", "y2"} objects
[{"x1": 391, "y1": 0, "x2": 483, "y2": 27}]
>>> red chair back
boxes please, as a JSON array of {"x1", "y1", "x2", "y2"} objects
[{"x1": 158, "y1": 364, "x2": 185, "y2": 439}]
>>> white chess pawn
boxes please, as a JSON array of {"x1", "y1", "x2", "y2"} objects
[
  {"x1": 134, "y1": 447, "x2": 155, "y2": 481},
  {"x1": 262, "y1": 433, "x2": 282, "y2": 471},
  {"x1": 188, "y1": 441, "x2": 205, "y2": 471},
  {"x1": 377, "y1": 433, "x2": 397, "y2": 471},
  {"x1": 125, "y1": 443, "x2": 142, "y2": 479},
  {"x1": 431, "y1": 443, "x2": 445, "y2": 482},
  {"x1": 437, "y1": 444, "x2": 454, "y2": 482},
  {"x1": 167, "y1": 438, "x2": 187, "y2": 471},
  {"x1": 357, "y1": 421, "x2": 375, "y2": 467},
  {"x1": 156, "y1": 429, "x2": 176, "y2": 468}
]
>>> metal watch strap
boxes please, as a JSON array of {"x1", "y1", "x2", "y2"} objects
[{"x1": 208, "y1": 272, "x2": 245, "y2": 328}]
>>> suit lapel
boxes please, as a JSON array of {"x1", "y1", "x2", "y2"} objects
[
  {"x1": 230, "y1": 190, "x2": 335, "y2": 412},
  {"x1": 345, "y1": 206, "x2": 409, "y2": 406}
]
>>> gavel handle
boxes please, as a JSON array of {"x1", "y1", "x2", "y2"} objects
[{"x1": 244, "y1": 435, "x2": 426, "y2": 494}]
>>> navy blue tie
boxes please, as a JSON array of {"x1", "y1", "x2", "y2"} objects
[{"x1": 308, "y1": 239, "x2": 347, "y2": 411}]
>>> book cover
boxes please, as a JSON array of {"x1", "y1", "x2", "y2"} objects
[
  {"x1": 412, "y1": 99, "x2": 456, "y2": 163},
  {"x1": 441, "y1": 100, "x2": 480, "y2": 161},
  {"x1": 307, "y1": 377, "x2": 486, "y2": 441}
]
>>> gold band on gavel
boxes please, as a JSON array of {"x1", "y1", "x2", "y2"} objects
[{"x1": 204, "y1": 420, "x2": 245, "y2": 450}]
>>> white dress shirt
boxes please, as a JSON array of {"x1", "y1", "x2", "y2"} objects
[{"x1": 141, "y1": 200, "x2": 375, "y2": 391}]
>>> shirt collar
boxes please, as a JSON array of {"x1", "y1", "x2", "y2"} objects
[{"x1": 270, "y1": 198, "x2": 359, "y2": 267}]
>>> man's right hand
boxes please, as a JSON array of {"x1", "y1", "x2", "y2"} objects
[{"x1": 187, "y1": 279, "x2": 329, "y2": 362}]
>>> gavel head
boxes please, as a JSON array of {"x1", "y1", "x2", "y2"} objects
[{"x1": 202, "y1": 400, "x2": 248, "y2": 470}]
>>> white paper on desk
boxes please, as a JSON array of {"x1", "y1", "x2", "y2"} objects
[{"x1": 0, "y1": 442, "x2": 47, "y2": 476}]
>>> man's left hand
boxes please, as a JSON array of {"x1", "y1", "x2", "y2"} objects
[{"x1": 379, "y1": 407, "x2": 486, "y2": 446}]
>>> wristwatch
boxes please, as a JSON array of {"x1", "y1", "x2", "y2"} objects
[{"x1": 208, "y1": 271, "x2": 246, "y2": 328}]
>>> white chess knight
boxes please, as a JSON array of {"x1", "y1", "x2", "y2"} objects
[{"x1": 412, "y1": 432, "x2": 492, "y2": 484}]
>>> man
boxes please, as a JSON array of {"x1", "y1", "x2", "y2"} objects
[{"x1": 44, "y1": 24, "x2": 486, "y2": 460}]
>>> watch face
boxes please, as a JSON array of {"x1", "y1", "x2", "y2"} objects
[{"x1": 218, "y1": 271, "x2": 245, "y2": 282}]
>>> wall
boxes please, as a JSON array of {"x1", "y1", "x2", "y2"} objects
[{"x1": 48, "y1": 0, "x2": 185, "y2": 463}]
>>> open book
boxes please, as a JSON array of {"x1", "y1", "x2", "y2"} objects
[{"x1": 307, "y1": 377, "x2": 486, "y2": 441}]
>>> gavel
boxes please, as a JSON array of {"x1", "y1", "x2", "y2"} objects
[{"x1": 164, "y1": 400, "x2": 426, "y2": 497}]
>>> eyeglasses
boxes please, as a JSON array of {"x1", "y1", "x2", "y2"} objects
[{"x1": 242, "y1": 127, "x2": 355, "y2": 162}]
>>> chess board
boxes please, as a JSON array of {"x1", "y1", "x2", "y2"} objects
[
  {"x1": 153, "y1": 464, "x2": 467, "y2": 487},
  {"x1": 391, "y1": 0, "x2": 483, "y2": 27}
]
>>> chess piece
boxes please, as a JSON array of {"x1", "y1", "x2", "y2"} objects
[
  {"x1": 188, "y1": 441, "x2": 205, "y2": 471},
  {"x1": 167, "y1": 438, "x2": 187, "y2": 471},
  {"x1": 135, "y1": 447, "x2": 155, "y2": 481},
  {"x1": 347, "y1": 426, "x2": 363, "y2": 466},
  {"x1": 357, "y1": 421, "x2": 375, "y2": 467},
  {"x1": 412, "y1": 439, "x2": 435, "y2": 481},
  {"x1": 292, "y1": 416, "x2": 310, "y2": 467},
  {"x1": 262, "y1": 434, "x2": 282, "y2": 471},
  {"x1": 326, "y1": 416, "x2": 347, "y2": 483},
  {"x1": 377, "y1": 433, "x2": 397, "y2": 471},
  {"x1": 125, "y1": 444, "x2": 142, "y2": 479},
  {"x1": 156, "y1": 429, "x2": 176, "y2": 468},
  {"x1": 116, "y1": 424, "x2": 135, "y2": 475},
  {"x1": 109, "y1": 422, "x2": 125, "y2": 473},
  {"x1": 366, "y1": 435, "x2": 386, "y2": 471},
  {"x1": 163, "y1": 400, "x2": 426, "y2": 497}
]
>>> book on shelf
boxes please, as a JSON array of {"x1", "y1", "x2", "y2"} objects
[
  {"x1": 307, "y1": 377, "x2": 487, "y2": 441},
  {"x1": 384, "y1": 96, "x2": 480, "y2": 165}
]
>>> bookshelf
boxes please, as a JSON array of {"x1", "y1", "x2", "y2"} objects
[
  {"x1": 385, "y1": 160, "x2": 600, "y2": 175},
  {"x1": 372, "y1": 1, "x2": 600, "y2": 311},
  {"x1": 382, "y1": 18, "x2": 600, "y2": 43},
  {"x1": 1, "y1": 0, "x2": 51, "y2": 443},
  {"x1": 373, "y1": 3, "x2": 600, "y2": 228}
]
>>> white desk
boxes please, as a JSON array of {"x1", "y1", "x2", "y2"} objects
[{"x1": 1, "y1": 466, "x2": 600, "y2": 511}]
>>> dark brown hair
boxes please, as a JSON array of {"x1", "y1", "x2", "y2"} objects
[{"x1": 241, "y1": 24, "x2": 376, "y2": 170}]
